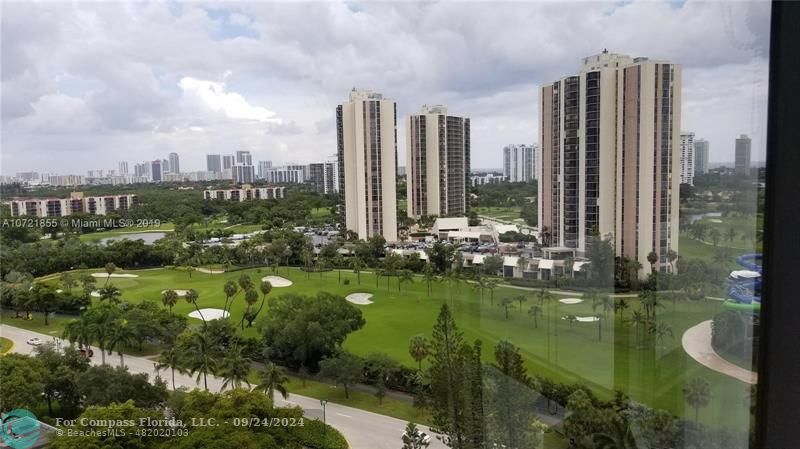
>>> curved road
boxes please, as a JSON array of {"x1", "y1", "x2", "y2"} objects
[{"x1": 1, "y1": 324, "x2": 445, "y2": 449}]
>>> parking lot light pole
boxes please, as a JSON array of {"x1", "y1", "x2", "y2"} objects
[{"x1": 320, "y1": 399, "x2": 328, "y2": 438}]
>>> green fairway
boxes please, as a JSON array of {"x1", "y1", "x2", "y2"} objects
[
  {"x1": 474, "y1": 206, "x2": 522, "y2": 222},
  {"x1": 35, "y1": 265, "x2": 750, "y2": 431},
  {"x1": 78, "y1": 223, "x2": 175, "y2": 242}
]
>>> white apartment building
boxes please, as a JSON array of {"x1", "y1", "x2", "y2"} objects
[
  {"x1": 203, "y1": 185, "x2": 285, "y2": 201},
  {"x1": 263, "y1": 167, "x2": 305, "y2": 184},
  {"x1": 680, "y1": 132, "x2": 695, "y2": 186},
  {"x1": 503, "y1": 144, "x2": 536, "y2": 182},
  {"x1": 336, "y1": 89, "x2": 398, "y2": 241},
  {"x1": 470, "y1": 172, "x2": 507, "y2": 187},
  {"x1": 232, "y1": 164, "x2": 256, "y2": 184},
  {"x1": 6, "y1": 192, "x2": 137, "y2": 217}
]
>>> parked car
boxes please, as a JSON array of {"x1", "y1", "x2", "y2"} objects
[
  {"x1": 26, "y1": 337, "x2": 41, "y2": 346},
  {"x1": 401, "y1": 429, "x2": 432, "y2": 445}
]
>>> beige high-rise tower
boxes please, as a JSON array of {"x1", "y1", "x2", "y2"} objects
[
  {"x1": 336, "y1": 89, "x2": 398, "y2": 241},
  {"x1": 406, "y1": 105, "x2": 470, "y2": 219},
  {"x1": 538, "y1": 50, "x2": 682, "y2": 275}
]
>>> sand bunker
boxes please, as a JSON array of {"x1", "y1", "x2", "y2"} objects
[
  {"x1": 188, "y1": 308, "x2": 229, "y2": 321},
  {"x1": 56, "y1": 289, "x2": 63, "y2": 293},
  {"x1": 561, "y1": 315, "x2": 600, "y2": 322},
  {"x1": 196, "y1": 268, "x2": 225, "y2": 274},
  {"x1": 90, "y1": 290, "x2": 102, "y2": 298},
  {"x1": 161, "y1": 289, "x2": 190, "y2": 297},
  {"x1": 346, "y1": 293, "x2": 374, "y2": 305},
  {"x1": 92, "y1": 273, "x2": 139, "y2": 278},
  {"x1": 261, "y1": 276, "x2": 293, "y2": 287},
  {"x1": 559, "y1": 298, "x2": 584, "y2": 305}
]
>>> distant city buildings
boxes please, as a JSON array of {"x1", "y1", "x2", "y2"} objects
[
  {"x1": 222, "y1": 155, "x2": 235, "y2": 170},
  {"x1": 206, "y1": 154, "x2": 222, "y2": 173},
  {"x1": 308, "y1": 161, "x2": 337, "y2": 194},
  {"x1": 168, "y1": 152, "x2": 180, "y2": 174},
  {"x1": 735, "y1": 134, "x2": 752, "y2": 175},
  {"x1": 502, "y1": 144, "x2": 536, "y2": 182},
  {"x1": 694, "y1": 138, "x2": 709, "y2": 175},
  {"x1": 236, "y1": 151, "x2": 253, "y2": 166},
  {"x1": 151, "y1": 160, "x2": 162, "y2": 182},
  {"x1": 539, "y1": 50, "x2": 681, "y2": 275},
  {"x1": 470, "y1": 172, "x2": 506, "y2": 187},
  {"x1": 232, "y1": 164, "x2": 256, "y2": 184},
  {"x1": 337, "y1": 89, "x2": 398, "y2": 241},
  {"x1": 118, "y1": 162, "x2": 129, "y2": 175},
  {"x1": 47, "y1": 175, "x2": 86, "y2": 187},
  {"x1": 262, "y1": 166, "x2": 305, "y2": 184},
  {"x1": 203, "y1": 185, "x2": 285, "y2": 201},
  {"x1": 257, "y1": 161, "x2": 273, "y2": 179},
  {"x1": 6, "y1": 192, "x2": 137, "y2": 217},
  {"x1": 680, "y1": 132, "x2": 695, "y2": 186},
  {"x1": 406, "y1": 104, "x2": 470, "y2": 219}
]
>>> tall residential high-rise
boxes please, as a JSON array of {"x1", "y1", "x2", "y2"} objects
[
  {"x1": 168, "y1": 153, "x2": 180, "y2": 174},
  {"x1": 336, "y1": 89, "x2": 398, "y2": 241},
  {"x1": 222, "y1": 155, "x2": 235, "y2": 170},
  {"x1": 679, "y1": 132, "x2": 695, "y2": 186},
  {"x1": 502, "y1": 144, "x2": 536, "y2": 182},
  {"x1": 118, "y1": 162, "x2": 129, "y2": 175},
  {"x1": 328, "y1": 154, "x2": 340, "y2": 193},
  {"x1": 735, "y1": 134, "x2": 752, "y2": 175},
  {"x1": 232, "y1": 164, "x2": 256, "y2": 184},
  {"x1": 406, "y1": 105, "x2": 470, "y2": 219},
  {"x1": 308, "y1": 162, "x2": 336, "y2": 194},
  {"x1": 539, "y1": 50, "x2": 681, "y2": 275},
  {"x1": 161, "y1": 159, "x2": 170, "y2": 174},
  {"x1": 206, "y1": 154, "x2": 222, "y2": 173},
  {"x1": 694, "y1": 139, "x2": 709, "y2": 175},
  {"x1": 257, "y1": 161, "x2": 273, "y2": 179},
  {"x1": 236, "y1": 151, "x2": 253, "y2": 166},
  {"x1": 263, "y1": 166, "x2": 305, "y2": 184},
  {"x1": 151, "y1": 160, "x2": 163, "y2": 182}
]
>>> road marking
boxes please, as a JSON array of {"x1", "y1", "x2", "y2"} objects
[{"x1": 335, "y1": 413, "x2": 352, "y2": 418}]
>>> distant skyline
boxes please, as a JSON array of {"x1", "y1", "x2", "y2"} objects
[{"x1": 2, "y1": 1, "x2": 770, "y2": 175}]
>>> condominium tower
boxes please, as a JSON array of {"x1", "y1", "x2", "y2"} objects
[
  {"x1": 503, "y1": 144, "x2": 536, "y2": 182},
  {"x1": 694, "y1": 139, "x2": 709, "y2": 175},
  {"x1": 680, "y1": 132, "x2": 695, "y2": 186},
  {"x1": 406, "y1": 105, "x2": 470, "y2": 219},
  {"x1": 735, "y1": 134, "x2": 752, "y2": 175},
  {"x1": 336, "y1": 89, "x2": 398, "y2": 241},
  {"x1": 539, "y1": 50, "x2": 682, "y2": 274},
  {"x1": 206, "y1": 154, "x2": 222, "y2": 173},
  {"x1": 168, "y1": 152, "x2": 180, "y2": 174}
]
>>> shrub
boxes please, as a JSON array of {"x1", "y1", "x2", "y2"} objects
[{"x1": 343, "y1": 279, "x2": 350, "y2": 285}]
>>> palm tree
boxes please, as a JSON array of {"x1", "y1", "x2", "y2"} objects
[
  {"x1": 516, "y1": 256, "x2": 528, "y2": 278},
  {"x1": 593, "y1": 417, "x2": 638, "y2": 449},
  {"x1": 628, "y1": 310, "x2": 647, "y2": 349},
  {"x1": 334, "y1": 254, "x2": 346, "y2": 283},
  {"x1": 156, "y1": 346, "x2": 184, "y2": 391},
  {"x1": 302, "y1": 250, "x2": 314, "y2": 279},
  {"x1": 528, "y1": 305, "x2": 542, "y2": 329},
  {"x1": 422, "y1": 263, "x2": 435, "y2": 296},
  {"x1": 408, "y1": 335, "x2": 430, "y2": 370},
  {"x1": 241, "y1": 288, "x2": 259, "y2": 330},
  {"x1": 709, "y1": 228, "x2": 722, "y2": 247},
  {"x1": 104, "y1": 262, "x2": 117, "y2": 285},
  {"x1": 647, "y1": 251, "x2": 658, "y2": 274},
  {"x1": 255, "y1": 362, "x2": 289, "y2": 400},
  {"x1": 375, "y1": 268, "x2": 384, "y2": 288},
  {"x1": 63, "y1": 317, "x2": 92, "y2": 352},
  {"x1": 187, "y1": 331, "x2": 216, "y2": 390},
  {"x1": 186, "y1": 264, "x2": 196, "y2": 279},
  {"x1": 97, "y1": 284, "x2": 122, "y2": 303},
  {"x1": 614, "y1": 298, "x2": 629, "y2": 317},
  {"x1": 161, "y1": 289, "x2": 178, "y2": 313},
  {"x1": 107, "y1": 318, "x2": 135, "y2": 367},
  {"x1": 500, "y1": 297, "x2": 514, "y2": 320},
  {"x1": 351, "y1": 257, "x2": 365, "y2": 285},
  {"x1": 600, "y1": 294, "x2": 614, "y2": 319},
  {"x1": 219, "y1": 343, "x2": 252, "y2": 390},
  {"x1": 667, "y1": 249, "x2": 679, "y2": 273},
  {"x1": 725, "y1": 227, "x2": 738, "y2": 247},
  {"x1": 185, "y1": 289, "x2": 206, "y2": 324},
  {"x1": 649, "y1": 321, "x2": 674, "y2": 349},
  {"x1": 486, "y1": 279, "x2": 499, "y2": 306},
  {"x1": 223, "y1": 281, "x2": 238, "y2": 315},
  {"x1": 60, "y1": 272, "x2": 76, "y2": 291},
  {"x1": 683, "y1": 377, "x2": 712, "y2": 423},
  {"x1": 398, "y1": 269, "x2": 414, "y2": 292},
  {"x1": 515, "y1": 294, "x2": 528, "y2": 312},
  {"x1": 536, "y1": 287, "x2": 553, "y2": 306}
]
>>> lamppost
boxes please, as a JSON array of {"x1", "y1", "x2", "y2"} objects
[{"x1": 320, "y1": 399, "x2": 328, "y2": 439}]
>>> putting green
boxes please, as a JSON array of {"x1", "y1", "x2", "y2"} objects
[{"x1": 40, "y1": 266, "x2": 749, "y2": 430}]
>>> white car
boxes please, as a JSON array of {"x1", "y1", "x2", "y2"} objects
[
  {"x1": 26, "y1": 337, "x2": 42, "y2": 346},
  {"x1": 402, "y1": 429, "x2": 432, "y2": 445}
]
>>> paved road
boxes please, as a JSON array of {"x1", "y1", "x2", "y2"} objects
[
  {"x1": 0, "y1": 324, "x2": 446, "y2": 449},
  {"x1": 681, "y1": 320, "x2": 757, "y2": 385}
]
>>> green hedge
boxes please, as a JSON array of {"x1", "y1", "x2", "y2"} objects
[{"x1": 296, "y1": 419, "x2": 349, "y2": 449}]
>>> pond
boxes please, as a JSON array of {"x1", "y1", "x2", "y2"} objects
[{"x1": 101, "y1": 232, "x2": 167, "y2": 245}]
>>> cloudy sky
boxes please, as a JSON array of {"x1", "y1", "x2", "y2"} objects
[{"x1": 1, "y1": 0, "x2": 771, "y2": 175}]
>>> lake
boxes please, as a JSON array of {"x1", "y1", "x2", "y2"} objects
[{"x1": 101, "y1": 232, "x2": 167, "y2": 245}]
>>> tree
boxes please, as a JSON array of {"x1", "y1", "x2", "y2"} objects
[
  {"x1": 318, "y1": 352, "x2": 363, "y2": 399},
  {"x1": 223, "y1": 280, "x2": 238, "y2": 315},
  {"x1": 0, "y1": 353, "x2": 45, "y2": 411},
  {"x1": 240, "y1": 288, "x2": 259, "y2": 330},
  {"x1": 107, "y1": 318, "x2": 135, "y2": 367},
  {"x1": 515, "y1": 294, "x2": 528, "y2": 312},
  {"x1": 485, "y1": 279, "x2": 499, "y2": 306},
  {"x1": 302, "y1": 249, "x2": 314, "y2": 278},
  {"x1": 408, "y1": 334, "x2": 430, "y2": 370},
  {"x1": 650, "y1": 321, "x2": 674, "y2": 349},
  {"x1": 647, "y1": 251, "x2": 658, "y2": 274},
  {"x1": 156, "y1": 345, "x2": 183, "y2": 391},
  {"x1": 85, "y1": 303, "x2": 119, "y2": 365},
  {"x1": 628, "y1": 310, "x2": 647, "y2": 349},
  {"x1": 365, "y1": 352, "x2": 396, "y2": 404},
  {"x1": 683, "y1": 377, "x2": 712, "y2": 423},
  {"x1": 516, "y1": 256, "x2": 528, "y2": 278},
  {"x1": 593, "y1": 416, "x2": 638, "y2": 449},
  {"x1": 185, "y1": 289, "x2": 206, "y2": 324},
  {"x1": 104, "y1": 262, "x2": 117, "y2": 285},
  {"x1": 528, "y1": 304, "x2": 542, "y2": 329},
  {"x1": 725, "y1": 227, "x2": 738, "y2": 246},
  {"x1": 162, "y1": 289, "x2": 179, "y2": 313},
  {"x1": 426, "y1": 241, "x2": 455, "y2": 274},
  {"x1": 186, "y1": 331, "x2": 217, "y2": 391},
  {"x1": 709, "y1": 228, "x2": 722, "y2": 247},
  {"x1": 500, "y1": 297, "x2": 514, "y2": 319},
  {"x1": 61, "y1": 272, "x2": 76, "y2": 291},
  {"x1": 97, "y1": 284, "x2": 122, "y2": 303},
  {"x1": 422, "y1": 263, "x2": 436, "y2": 296},
  {"x1": 351, "y1": 256, "x2": 365, "y2": 284},
  {"x1": 398, "y1": 269, "x2": 414, "y2": 292},
  {"x1": 30, "y1": 284, "x2": 58, "y2": 325},
  {"x1": 237, "y1": 274, "x2": 253, "y2": 293},
  {"x1": 255, "y1": 362, "x2": 289, "y2": 401},
  {"x1": 219, "y1": 343, "x2": 252, "y2": 390},
  {"x1": 402, "y1": 422, "x2": 431, "y2": 449},
  {"x1": 614, "y1": 298, "x2": 629, "y2": 317},
  {"x1": 63, "y1": 316, "x2": 93, "y2": 353},
  {"x1": 482, "y1": 255, "x2": 504, "y2": 276}
]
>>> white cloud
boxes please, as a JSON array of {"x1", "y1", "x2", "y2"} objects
[{"x1": 178, "y1": 77, "x2": 281, "y2": 123}]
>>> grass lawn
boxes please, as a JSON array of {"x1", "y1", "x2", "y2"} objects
[
  {"x1": 474, "y1": 206, "x2": 522, "y2": 222},
  {"x1": 0, "y1": 337, "x2": 13, "y2": 354},
  {"x1": 693, "y1": 214, "x2": 760, "y2": 251},
  {"x1": 34, "y1": 265, "x2": 750, "y2": 431},
  {"x1": 79, "y1": 223, "x2": 175, "y2": 242},
  {"x1": 311, "y1": 207, "x2": 333, "y2": 219}
]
